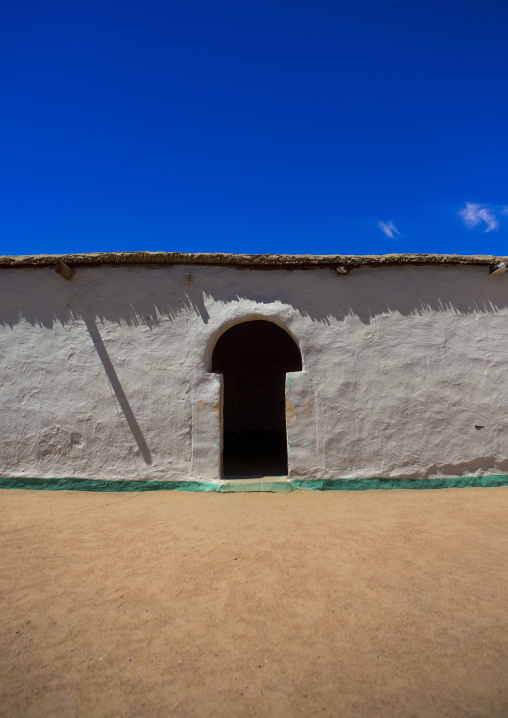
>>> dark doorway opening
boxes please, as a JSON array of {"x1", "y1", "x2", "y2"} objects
[{"x1": 212, "y1": 320, "x2": 302, "y2": 477}]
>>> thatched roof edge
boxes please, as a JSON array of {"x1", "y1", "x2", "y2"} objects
[{"x1": 0, "y1": 251, "x2": 505, "y2": 270}]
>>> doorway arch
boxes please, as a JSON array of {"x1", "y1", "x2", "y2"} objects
[{"x1": 211, "y1": 319, "x2": 302, "y2": 477}]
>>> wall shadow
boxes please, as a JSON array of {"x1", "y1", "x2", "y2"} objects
[
  {"x1": 84, "y1": 315, "x2": 152, "y2": 465},
  {"x1": 0, "y1": 264, "x2": 507, "y2": 332}
]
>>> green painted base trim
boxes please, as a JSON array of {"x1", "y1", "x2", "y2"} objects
[
  {"x1": 221, "y1": 480, "x2": 293, "y2": 493},
  {"x1": 290, "y1": 475, "x2": 508, "y2": 491},
  {"x1": 0, "y1": 476, "x2": 219, "y2": 492},
  {"x1": 1, "y1": 475, "x2": 508, "y2": 493}
]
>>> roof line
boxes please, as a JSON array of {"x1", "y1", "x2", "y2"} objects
[{"x1": 0, "y1": 251, "x2": 505, "y2": 270}]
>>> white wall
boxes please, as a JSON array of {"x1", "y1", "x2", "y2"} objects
[{"x1": 1, "y1": 263, "x2": 508, "y2": 482}]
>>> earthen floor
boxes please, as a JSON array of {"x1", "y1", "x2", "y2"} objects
[{"x1": 1, "y1": 486, "x2": 507, "y2": 717}]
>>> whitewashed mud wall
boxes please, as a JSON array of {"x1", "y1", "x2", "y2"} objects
[{"x1": 1, "y1": 264, "x2": 508, "y2": 482}]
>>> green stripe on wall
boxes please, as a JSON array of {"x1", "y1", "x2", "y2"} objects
[
  {"x1": 1, "y1": 475, "x2": 508, "y2": 493},
  {"x1": 290, "y1": 476, "x2": 508, "y2": 491},
  {"x1": 0, "y1": 476, "x2": 219, "y2": 492}
]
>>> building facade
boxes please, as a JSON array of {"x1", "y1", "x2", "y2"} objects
[{"x1": 1, "y1": 252, "x2": 507, "y2": 485}]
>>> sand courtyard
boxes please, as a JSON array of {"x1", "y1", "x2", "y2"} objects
[{"x1": 1, "y1": 486, "x2": 507, "y2": 717}]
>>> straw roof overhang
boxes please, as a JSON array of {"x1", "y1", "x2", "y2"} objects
[{"x1": 0, "y1": 252, "x2": 506, "y2": 272}]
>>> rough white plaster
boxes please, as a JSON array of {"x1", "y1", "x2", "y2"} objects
[
  {"x1": 1, "y1": 263, "x2": 508, "y2": 482},
  {"x1": 286, "y1": 371, "x2": 318, "y2": 477},
  {"x1": 191, "y1": 374, "x2": 222, "y2": 480}
]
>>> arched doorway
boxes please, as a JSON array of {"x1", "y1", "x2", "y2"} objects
[{"x1": 212, "y1": 320, "x2": 302, "y2": 477}]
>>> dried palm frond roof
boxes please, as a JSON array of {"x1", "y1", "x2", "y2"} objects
[{"x1": 0, "y1": 251, "x2": 506, "y2": 272}]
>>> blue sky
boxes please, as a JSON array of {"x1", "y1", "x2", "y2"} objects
[{"x1": 1, "y1": 0, "x2": 507, "y2": 256}]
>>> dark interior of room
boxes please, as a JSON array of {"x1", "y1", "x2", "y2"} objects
[{"x1": 211, "y1": 320, "x2": 302, "y2": 477}]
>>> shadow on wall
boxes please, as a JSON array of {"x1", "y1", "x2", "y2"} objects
[
  {"x1": 84, "y1": 316, "x2": 152, "y2": 465},
  {"x1": 0, "y1": 264, "x2": 507, "y2": 332}
]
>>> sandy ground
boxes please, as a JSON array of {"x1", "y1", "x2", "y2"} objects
[{"x1": 0, "y1": 487, "x2": 507, "y2": 718}]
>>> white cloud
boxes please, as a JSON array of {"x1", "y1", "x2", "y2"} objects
[
  {"x1": 378, "y1": 220, "x2": 400, "y2": 238},
  {"x1": 459, "y1": 202, "x2": 499, "y2": 232}
]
